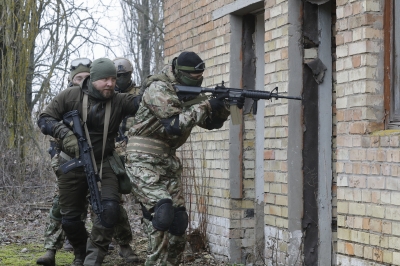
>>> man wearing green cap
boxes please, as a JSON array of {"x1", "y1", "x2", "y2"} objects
[
  {"x1": 37, "y1": 58, "x2": 92, "y2": 266},
  {"x1": 125, "y1": 51, "x2": 244, "y2": 265},
  {"x1": 37, "y1": 57, "x2": 142, "y2": 266}
]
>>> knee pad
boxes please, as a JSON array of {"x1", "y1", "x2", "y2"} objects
[
  {"x1": 49, "y1": 196, "x2": 62, "y2": 221},
  {"x1": 100, "y1": 200, "x2": 120, "y2": 228},
  {"x1": 61, "y1": 216, "x2": 86, "y2": 234},
  {"x1": 169, "y1": 206, "x2": 188, "y2": 236},
  {"x1": 62, "y1": 216, "x2": 87, "y2": 243},
  {"x1": 151, "y1": 198, "x2": 174, "y2": 231}
]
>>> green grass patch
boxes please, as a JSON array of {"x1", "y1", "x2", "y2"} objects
[{"x1": 0, "y1": 243, "x2": 74, "y2": 266}]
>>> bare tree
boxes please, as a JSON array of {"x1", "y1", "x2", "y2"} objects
[
  {"x1": 0, "y1": 0, "x2": 121, "y2": 191},
  {"x1": 0, "y1": 0, "x2": 40, "y2": 150},
  {"x1": 32, "y1": 0, "x2": 120, "y2": 115},
  {"x1": 119, "y1": 0, "x2": 164, "y2": 85}
]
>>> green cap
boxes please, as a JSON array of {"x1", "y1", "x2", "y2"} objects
[
  {"x1": 90, "y1": 58, "x2": 117, "y2": 81},
  {"x1": 70, "y1": 64, "x2": 90, "y2": 80}
]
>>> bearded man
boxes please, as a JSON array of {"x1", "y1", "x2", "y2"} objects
[{"x1": 37, "y1": 58, "x2": 141, "y2": 266}]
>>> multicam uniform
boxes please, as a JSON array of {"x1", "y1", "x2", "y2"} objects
[
  {"x1": 125, "y1": 66, "x2": 229, "y2": 266},
  {"x1": 115, "y1": 83, "x2": 140, "y2": 156}
]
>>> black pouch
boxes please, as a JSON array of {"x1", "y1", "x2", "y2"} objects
[{"x1": 108, "y1": 151, "x2": 132, "y2": 194}]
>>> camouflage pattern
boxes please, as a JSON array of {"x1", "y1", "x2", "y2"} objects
[
  {"x1": 115, "y1": 83, "x2": 140, "y2": 157},
  {"x1": 43, "y1": 197, "x2": 65, "y2": 250},
  {"x1": 125, "y1": 66, "x2": 229, "y2": 265}
]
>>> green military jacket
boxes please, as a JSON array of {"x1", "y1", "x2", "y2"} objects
[{"x1": 40, "y1": 77, "x2": 139, "y2": 161}]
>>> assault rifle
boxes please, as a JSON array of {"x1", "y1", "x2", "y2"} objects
[
  {"x1": 59, "y1": 110, "x2": 103, "y2": 218},
  {"x1": 174, "y1": 82, "x2": 302, "y2": 124}
]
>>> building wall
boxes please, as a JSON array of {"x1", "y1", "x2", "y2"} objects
[
  {"x1": 164, "y1": 0, "x2": 400, "y2": 265},
  {"x1": 164, "y1": 0, "x2": 255, "y2": 263},
  {"x1": 263, "y1": 1, "x2": 292, "y2": 265},
  {"x1": 164, "y1": 0, "x2": 296, "y2": 264},
  {"x1": 335, "y1": 0, "x2": 400, "y2": 265}
]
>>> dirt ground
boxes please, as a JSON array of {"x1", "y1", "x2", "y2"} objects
[{"x1": 0, "y1": 193, "x2": 231, "y2": 266}]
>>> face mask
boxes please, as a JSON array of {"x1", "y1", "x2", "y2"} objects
[
  {"x1": 176, "y1": 71, "x2": 203, "y2": 87},
  {"x1": 116, "y1": 75, "x2": 131, "y2": 92}
]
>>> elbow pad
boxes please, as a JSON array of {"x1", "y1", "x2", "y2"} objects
[
  {"x1": 160, "y1": 115, "x2": 182, "y2": 136},
  {"x1": 37, "y1": 116, "x2": 59, "y2": 136},
  {"x1": 37, "y1": 116, "x2": 71, "y2": 139}
]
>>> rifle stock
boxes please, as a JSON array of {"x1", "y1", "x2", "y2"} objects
[
  {"x1": 59, "y1": 110, "x2": 104, "y2": 217},
  {"x1": 174, "y1": 84, "x2": 302, "y2": 124}
]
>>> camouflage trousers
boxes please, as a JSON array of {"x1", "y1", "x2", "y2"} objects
[{"x1": 126, "y1": 152, "x2": 186, "y2": 266}]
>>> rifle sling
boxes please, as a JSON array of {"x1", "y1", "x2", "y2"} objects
[
  {"x1": 82, "y1": 94, "x2": 111, "y2": 186},
  {"x1": 180, "y1": 95, "x2": 208, "y2": 107}
]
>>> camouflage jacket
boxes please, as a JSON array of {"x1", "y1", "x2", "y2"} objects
[{"x1": 127, "y1": 66, "x2": 230, "y2": 151}]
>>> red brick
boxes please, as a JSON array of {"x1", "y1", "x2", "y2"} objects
[
  {"x1": 336, "y1": 34, "x2": 344, "y2": 46},
  {"x1": 349, "y1": 122, "x2": 366, "y2": 134},
  {"x1": 373, "y1": 248, "x2": 383, "y2": 262},
  {"x1": 346, "y1": 243, "x2": 354, "y2": 255},
  {"x1": 352, "y1": 55, "x2": 361, "y2": 68},
  {"x1": 366, "y1": 122, "x2": 385, "y2": 133},
  {"x1": 363, "y1": 218, "x2": 370, "y2": 230},
  {"x1": 264, "y1": 150, "x2": 275, "y2": 160}
]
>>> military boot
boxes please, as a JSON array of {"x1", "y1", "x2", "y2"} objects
[
  {"x1": 36, "y1": 249, "x2": 56, "y2": 266},
  {"x1": 71, "y1": 245, "x2": 86, "y2": 266},
  {"x1": 63, "y1": 238, "x2": 74, "y2": 251},
  {"x1": 119, "y1": 244, "x2": 140, "y2": 263}
]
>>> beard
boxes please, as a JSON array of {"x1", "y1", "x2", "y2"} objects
[{"x1": 101, "y1": 88, "x2": 114, "y2": 98}]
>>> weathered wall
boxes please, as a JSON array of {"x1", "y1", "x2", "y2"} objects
[
  {"x1": 163, "y1": 0, "x2": 400, "y2": 265},
  {"x1": 164, "y1": 0, "x2": 298, "y2": 264},
  {"x1": 335, "y1": 0, "x2": 400, "y2": 265},
  {"x1": 164, "y1": 0, "x2": 253, "y2": 262}
]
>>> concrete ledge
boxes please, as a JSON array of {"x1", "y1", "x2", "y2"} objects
[{"x1": 212, "y1": 0, "x2": 264, "y2": 20}]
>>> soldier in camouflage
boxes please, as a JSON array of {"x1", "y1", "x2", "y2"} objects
[
  {"x1": 113, "y1": 57, "x2": 139, "y2": 154},
  {"x1": 110, "y1": 57, "x2": 140, "y2": 263},
  {"x1": 125, "y1": 51, "x2": 244, "y2": 266}
]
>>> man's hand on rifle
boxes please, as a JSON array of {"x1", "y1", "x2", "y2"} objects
[
  {"x1": 209, "y1": 97, "x2": 225, "y2": 113},
  {"x1": 62, "y1": 131, "x2": 80, "y2": 158},
  {"x1": 236, "y1": 95, "x2": 245, "y2": 109}
]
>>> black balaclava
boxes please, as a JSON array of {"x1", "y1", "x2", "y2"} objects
[{"x1": 173, "y1": 51, "x2": 205, "y2": 87}]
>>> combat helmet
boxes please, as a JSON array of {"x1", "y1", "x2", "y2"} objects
[{"x1": 113, "y1": 57, "x2": 133, "y2": 74}]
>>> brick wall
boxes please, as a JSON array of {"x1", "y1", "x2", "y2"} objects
[
  {"x1": 335, "y1": 0, "x2": 400, "y2": 265},
  {"x1": 263, "y1": 1, "x2": 291, "y2": 264},
  {"x1": 164, "y1": 0, "x2": 400, "y2": 265},
  {"x1": 164, "y1": 0, "x2": 248, "y2": 262},
  {"x1": 164, "y1": 0, "x2": 293, "y2": 263}
]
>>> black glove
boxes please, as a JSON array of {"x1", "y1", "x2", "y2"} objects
[
  {"x1": 204, "y1": 116, "x2": 226, "y2": 130},
  {"x1": 236, "y1": 96, "x2": 245, "y2": 109},
  {"x1": 208, "y1": 98, "x2": 225, "y2": 112}
]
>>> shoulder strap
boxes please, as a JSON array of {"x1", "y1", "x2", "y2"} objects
[{"x1": 82, "y1": 94, "x2": 111, "y2": 185}]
